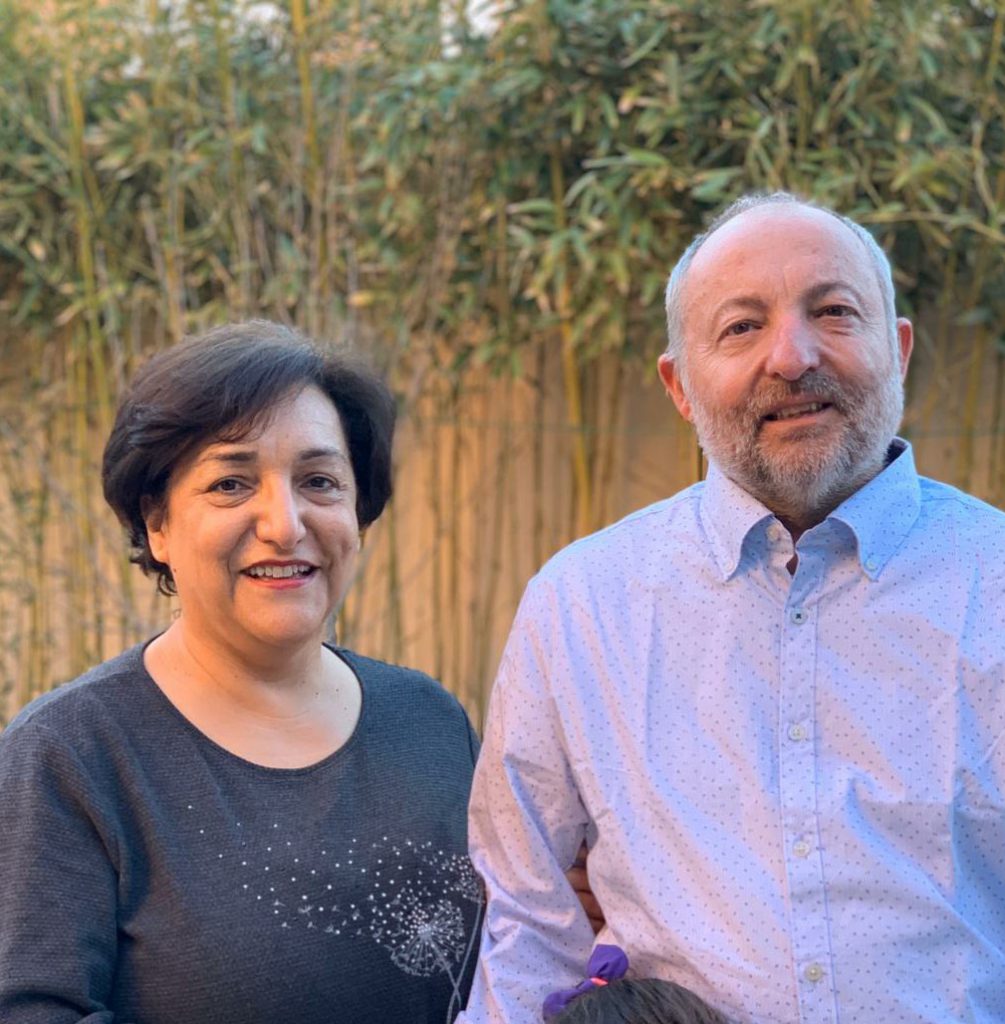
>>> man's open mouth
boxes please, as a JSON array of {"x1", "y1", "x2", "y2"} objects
[{"x1": 763, "y1": 401, "x2": 832, "y2": 422}]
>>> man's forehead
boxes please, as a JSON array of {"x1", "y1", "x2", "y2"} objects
[{"x1": 687, "y1": 203, "x2": 869, "y2": 285}]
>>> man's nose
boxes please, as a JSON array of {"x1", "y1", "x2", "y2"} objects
[
  {"x1": 255, "y1": 482, "x2": 307, "y2": 549},
  {"x1": 764, "y1": 315, "x2": 820, "y2": 381}
]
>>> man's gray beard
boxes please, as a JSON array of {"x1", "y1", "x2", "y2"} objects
[{"x1": 685, "y1": 367, "x2": 904, "y2": 522}]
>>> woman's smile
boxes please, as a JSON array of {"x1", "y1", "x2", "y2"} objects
[{"x1": 146, "y1": 385, "x2": 361, "y2": 656}]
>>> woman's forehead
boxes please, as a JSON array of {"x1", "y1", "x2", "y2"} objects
[{"x1": 177, "y1": 387, "x2": 347, "y2": 473}]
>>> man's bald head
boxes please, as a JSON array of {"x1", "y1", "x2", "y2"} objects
[{"x1": 664, "y1": 192, "x2": 898, "y2": 364}]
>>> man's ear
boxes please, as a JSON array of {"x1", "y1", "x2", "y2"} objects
[
  {"x1": 895, "y1": 317, "x2": 914, "y2": 381},
  {"x1": 657, "y1": 353, "x2": 693, "y2": 423},
  {"x1": 141, "y1": 495, "x2": 169, "y2": 564}
]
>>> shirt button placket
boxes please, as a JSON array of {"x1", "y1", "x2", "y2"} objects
[{"x1": 778, "y1": 577, "x2": 837, "y2": 1023}]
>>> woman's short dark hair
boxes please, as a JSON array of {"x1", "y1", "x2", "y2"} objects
[
  {"x1": 102, "y1": 321, "x2": 395, "y2": 595},
  {"x1": 551, "y1": 977, "x2": 730, "y2": 1024}
]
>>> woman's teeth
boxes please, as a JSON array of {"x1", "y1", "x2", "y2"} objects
[{"x1": 246, "y1": 565, "x2": 312, "y2": 578}]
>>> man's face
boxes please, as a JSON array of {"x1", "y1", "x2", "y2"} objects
[{"x1": 658, "y1": 205, "x2": 913, "y2": 521}]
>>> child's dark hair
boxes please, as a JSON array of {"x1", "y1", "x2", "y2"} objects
[{"x1": 550, "y1": 977, "x2": 730, "y2": 1024}]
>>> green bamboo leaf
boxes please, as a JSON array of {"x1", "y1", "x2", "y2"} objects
[
  {"x1": 690, "y1": 167, "x2": 743, "y2": 202},
  {"x1": 620, "y1": 23, "x2": 670, "y2": 69}
]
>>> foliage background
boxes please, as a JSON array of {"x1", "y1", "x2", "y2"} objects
[{"x1": 1, "y1": 0, "x2": 1003, "y2": 725}]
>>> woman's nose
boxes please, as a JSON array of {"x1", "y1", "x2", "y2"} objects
[{"x1": 255, "y1": 482, "x2": 307, "y2": 549}]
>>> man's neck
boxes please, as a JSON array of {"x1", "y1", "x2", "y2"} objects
[{"x1": 745, "y1": 441, "x2": 900, "y2": 546}]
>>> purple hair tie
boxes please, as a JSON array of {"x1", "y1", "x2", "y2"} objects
[{"x1": 542, "y1": 944, "x2": 630, "y2": 1019}]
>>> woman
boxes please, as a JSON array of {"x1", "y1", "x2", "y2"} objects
[{"x1": 0, "y1": 322, "x2": 482, "y2": 1023}]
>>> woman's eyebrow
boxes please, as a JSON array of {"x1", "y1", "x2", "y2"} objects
[
  {"x1": 297, "y1": 446, "x2": 350, "y2": 464},
  {"x1": 196, "y1": 446, "x2": 349, "y2": 465},
  {"x1": 196, "y1": 449, "x2": 255, "y2": 466}
]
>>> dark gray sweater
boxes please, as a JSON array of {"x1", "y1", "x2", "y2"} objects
[{"x1": 0, "y1": 643, "x2": 482, "y2": 1024}]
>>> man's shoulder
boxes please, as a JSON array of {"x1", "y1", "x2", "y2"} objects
[
  {"x1": 534, "y1": 483, "x2": 706, "y2": 587},
  {"x1": 917, "y1": 475, "x2": 1005, "y2": 542}
]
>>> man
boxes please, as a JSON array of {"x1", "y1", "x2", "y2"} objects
[{"x1": 459, "y1": 193, "x2": 1005, "y2": 1023}]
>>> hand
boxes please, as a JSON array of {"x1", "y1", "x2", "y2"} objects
[{"x1": 565, "y1": 840, "x2": 604, "y2": 935}]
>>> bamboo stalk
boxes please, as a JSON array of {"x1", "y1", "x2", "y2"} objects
[
  {"x1": 990, "y1": 351, "x2": 1005, "y2": 508},
  {"x1": 62, "y1": 55, "x2": 113, "y2": 433},
  {"x1": 448, "y1": 383, "x2": 462, "y2": 693},
  {"x1": 208, "y1": 0, "x2": 254, "y2": 315},
  {"x1": 383, "y1": 499, "x2": 403, "y2": 664},
  {"x1": 428, "y1": 390, "x2": 445, "y2": 682},
  {"x1": 532, "y1": 340, "x2": 547, "y2": 569},
  {"x1": 289, "y1": 0, "x2": 325, "y2": 334},
  {"x1": 593, "y1": 343, "x2": 625, "y2": 530},
  {"x1": 472, "y1": 372, "x2": 512, "y2": 726},
  {"x1": 549, "y1": 146, "x2": 592, "y2": 539},
  {"x1": 32, "y1": 370, "x2": 54, "y2": 687},
  {"x1": 0, "y1": 427, "x2": 35, "y2": 709},
  {"x1": 290, "y1": 0, "x2": 322, "y2": 190},
  {"x1": 64, "y1": 332, "x2": 89, "y2": 676},
  {"x1": 955, "y1": 170, "x2": 1005, "y2": 490}
]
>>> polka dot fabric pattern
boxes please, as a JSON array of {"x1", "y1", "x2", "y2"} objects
[{"x1": 461, "y1": 440, "x2": 1005, "y2": 1024}]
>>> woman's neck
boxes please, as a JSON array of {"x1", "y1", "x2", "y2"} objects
[
  {"x1": 150, "y1": 620, "x2": 328, "y2": 717},
  {"x1": 143, "y1": 621, "x2": 362, "y2": 767}
]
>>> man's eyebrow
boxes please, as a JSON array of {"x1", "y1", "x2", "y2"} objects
[
  {"x1": 803, "y1": 280, "x2": 867, "y2": 305},
  {"x1": 709, "y1": 295, "x2": 770, "y2": 323}
]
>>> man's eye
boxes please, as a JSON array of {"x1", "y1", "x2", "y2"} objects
[
  {"x1": 724, "y1": 320, "x2": 756, "y2": 337},
  {"x1": 818, "y1": 304, "x2": 854, "y2": 318}
]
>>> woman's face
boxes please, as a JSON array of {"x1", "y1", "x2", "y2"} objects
[{"x1": 146, "y1": 386, "x2": 361, "y2": 658}]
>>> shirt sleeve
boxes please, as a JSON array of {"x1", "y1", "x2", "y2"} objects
[
  {"x1": 0, "y1": 720, "x2": 132, "y2": 1024},
  {"x1": 459, "y1": 580, "x2": 595, "y2": 1024}
]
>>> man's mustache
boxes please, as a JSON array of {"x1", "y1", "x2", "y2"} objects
[{"x1": 748, "y1": 372, "x2": 852, "y2": 420}]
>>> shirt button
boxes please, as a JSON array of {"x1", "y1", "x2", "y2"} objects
[
  {"x1": 790, "y1": 608, "x2": 807, "y2": 625},
  {"x1": 865, "y1": 558, "x2": 878, "y2": 572},
  {"x1": 793, "y1": 839, "x2": 811, "y2": 858},
  {"x1": 767, "y1": 525, "x2": 781, "y2": 542},
  {"x1": 804, "y1": 963, "x2": 824, "y2": 983},
  {"x1": 787, "y1": 723, "x2": 807, "y2": 742}
]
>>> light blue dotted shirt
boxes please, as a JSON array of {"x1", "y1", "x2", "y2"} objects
[{"x1": 461, "y1": 440, "x2": 1005, "y2": 1024}]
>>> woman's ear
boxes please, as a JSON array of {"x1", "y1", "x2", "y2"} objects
[{"x1": 141, "y1": 495, "x2": 169, "y2": 564}]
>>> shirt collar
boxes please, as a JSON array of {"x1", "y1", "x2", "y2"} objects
[
  {"x1": 698, "y1": 462, "x2": 776, "y2": 581},
  {"x1": 698, "y1": 438, "x2": 921, "y2": 582},
  {"x1": 829, "y1": 438, "x2": 920, "y2": 580}
]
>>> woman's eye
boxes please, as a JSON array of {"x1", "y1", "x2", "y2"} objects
[
  {"x1": 209, "y1": 477, "x2": 246, "y2": 494},
  {"x1": 305, "y1": 475, "x2": 339, "y2": 492}
]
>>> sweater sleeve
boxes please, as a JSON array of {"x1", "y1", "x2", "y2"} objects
[{"x1": 0, "y1": 720, "x2": 133, "y2": 1023}]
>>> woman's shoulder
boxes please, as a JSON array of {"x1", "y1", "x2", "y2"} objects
[
  {"x1": 334, "y1": 648, "x2": 480, "y2": 777},
  {"x1": 334, "y1": 648, "x2": 475, "y2": 732},
  {"x1": 3, "y1": 644, "x2": 151, "y2": 744},
  {"x1": 334, "y1": 648, "x2": 446, "y2": 696}
]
